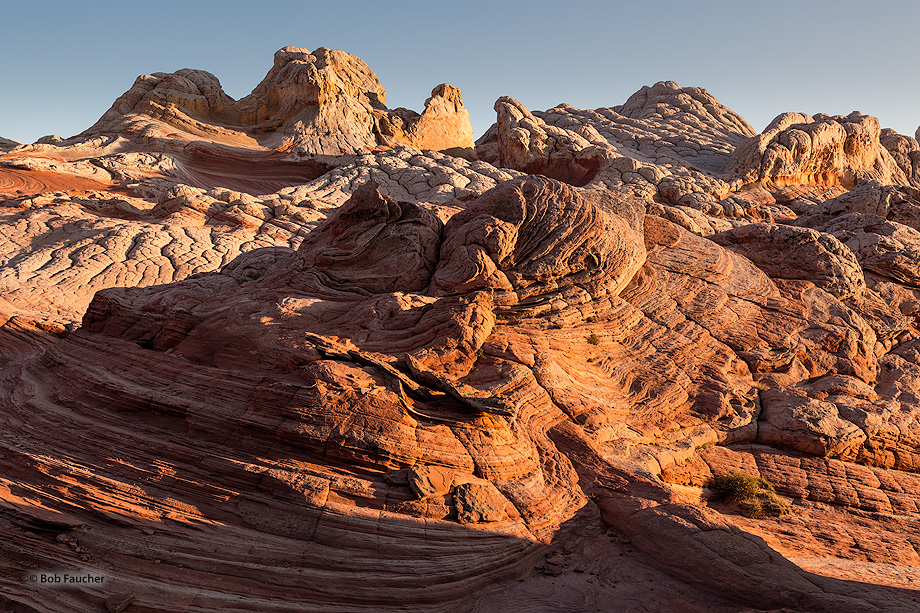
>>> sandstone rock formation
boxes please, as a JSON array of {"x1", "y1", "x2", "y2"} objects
[
  {"x1": 0, "y1": 136, "x2": 20, "y2": 152},
  {"x1": 2, "y1": 48, "x2": 920, "y2": 613},
  {"x1": 478, "y1": 84, "x2": 920, "y2": 239},
  {"x1": 724, "y1": 112, "x2": 914, "y2": 189},
  {"x1": 477, "y1": 80, "x2": 756, "y2": 206},
  {"x1": 0, "y1": 46, "x2": 477, "y2": 219},
  {"x1": 84, "y1": 46, "x2": 475, "y2": 157},
  {"x1": 710, "y1": 222, "x2": 867, "y2": 299}
]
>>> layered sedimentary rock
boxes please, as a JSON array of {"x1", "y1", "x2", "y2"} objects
[
  {"x1": 3, "y1": 48, "x2": 920, "y2": 612},
  {"x1": 3, "y1": 175, "x2": 920, "y2": 611},
  {"x1": 0, "y1": 136, "x2": 20, "y2": 152},
  {"x1": 724, "y1": 112, "x2": 914, "y2": 189},
  {"x1": 477, "y1": 81, "x2": 757, "y2": 206},
  {"x1": 84, "y1": 46, "x2": 475, "y2": 157}
]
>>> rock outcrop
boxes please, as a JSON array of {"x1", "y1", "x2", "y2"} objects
[
  {"x1": 84, "y1": 46, "x2": 475, "y2": 157},
  {"x1": 478, "y1": 85, "x2": 920, "y2": 241},
  {"x1": 478, "y1": 81, "x2": 757, "y2": 205},
  {"x1": 3, "y1": 48, "x2": 920, "y2": 613},
  {"x1": 710, "y1": 222, "x2": 866, "y2": 300},
  {"x1": 724, "y1": 112, "x2": 913, "y2": 189},
  {"x1": 0, "y1": 136, "x2": 20, "y2": 152}
]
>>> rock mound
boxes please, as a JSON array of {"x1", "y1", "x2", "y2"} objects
[
  {"x1": 477, "y1": 81, "x2": 756, "y2": 204},
  {"x1": 724, "y1": 111, "x2": 914, "y2": 189},
  {"x1": 84, "y1": 46, "x2": 475, "y2": 157},
  {"x1": 0, "y1": 136, "x2": 20, "y2": 152}
]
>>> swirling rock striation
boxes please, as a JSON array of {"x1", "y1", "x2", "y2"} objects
[
  {"x1": 1, "y1": 176, "x2": 918, "y2": 610},
  {"x1": 3, "y1": 49, "x2": 920, "y2": 613}
]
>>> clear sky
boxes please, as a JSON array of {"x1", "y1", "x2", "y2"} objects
[{"x1": 2, "y1": 0, "x2": 918, "y2": 144}]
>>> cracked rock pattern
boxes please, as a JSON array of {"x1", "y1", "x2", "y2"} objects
[
  {"x1": 277, "y1": 147, "x2": 524, "y2": 208},
  {"x1": 0, "y1": 190, "x2": 307, "y2": 332},
  {"x1": 478, "y1": 81, "x2": 756, "y2": 207}
]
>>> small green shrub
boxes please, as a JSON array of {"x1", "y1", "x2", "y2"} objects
[
  {"x1": 760, "y1": 491, "x2": 789, "y2": 516},
  {"x1": 709, "y1": 472, "x2": 788, "y2": 519},
  {"x1": 587, "y1": 334, "x2": 601, "y2": 345},
  {"x1": 710, "y1": 472, "x2": 761, "y2": 502}
]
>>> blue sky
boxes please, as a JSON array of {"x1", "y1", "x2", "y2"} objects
[{"x1": 2, "y1": 0, "x2": 918, "y2": 144}]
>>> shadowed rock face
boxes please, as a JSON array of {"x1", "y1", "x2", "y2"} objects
[
  {"x1": 5, "y1": 49, "x2": 920, "y2": 612},
  {"x1": 1, "y1": 175, "x2": 918, "y2": 611},
  {"x1": 0, "y1": 136, "x2": 20, "y2": 153}
]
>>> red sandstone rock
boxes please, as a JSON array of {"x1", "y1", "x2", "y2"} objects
[
  {"x1": 407, "y1": 465, "x2": 454, "y2": 499},
  {"x1": 3, "y1": 49, "x2": 920, "y2": 613},
  {"x1": 455, "y1": 482, "x2": 507, "y2": 523}
]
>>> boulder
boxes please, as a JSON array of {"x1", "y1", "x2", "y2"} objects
[
  {"x1": 408, "y1": 465, "x2": 455, "y2": 499},
  {"x1": 454, "y1": 482, "x2": 507, "y2": 523},
  {"x1": 757, "y1": 388, "x2": 867, "y2": 459},
  {"x1": 711, "y1": 222, "x2": 865, "y2": 300}
]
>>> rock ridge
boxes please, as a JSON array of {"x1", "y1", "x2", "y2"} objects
[{"x1": 83, "y1": 46, "x2": 476, "y2": 157}]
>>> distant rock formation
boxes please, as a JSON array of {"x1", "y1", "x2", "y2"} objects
[
  {"x1": 0, "y1": 136, "x2": 20, "y2": 152},
  {"x1": 479, "y1": 83, "x2": 920, "y2": 235},
  {"x1": 477, "y1": 80, "x2": 756, "y2": 204},
  {"x1": 83, "y1": 46, "x2": 475, "y2": 157},
  {"x1": 724, "y1": 111, "x2": 915, "y2": 189}
]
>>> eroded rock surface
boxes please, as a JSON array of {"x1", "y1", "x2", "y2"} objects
[
  {"x1": 725, "y1": 112, "x2": 914, "y2": 190},
  {"x1": 478, "y1": 81, "x2": 756, "y2": 207},
  {"x1": 3, "y1": 49, "x2": 920, "y2": 613},
  {"x1": 85, "y1": 46, "x2": 475, "y2": 157}
]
